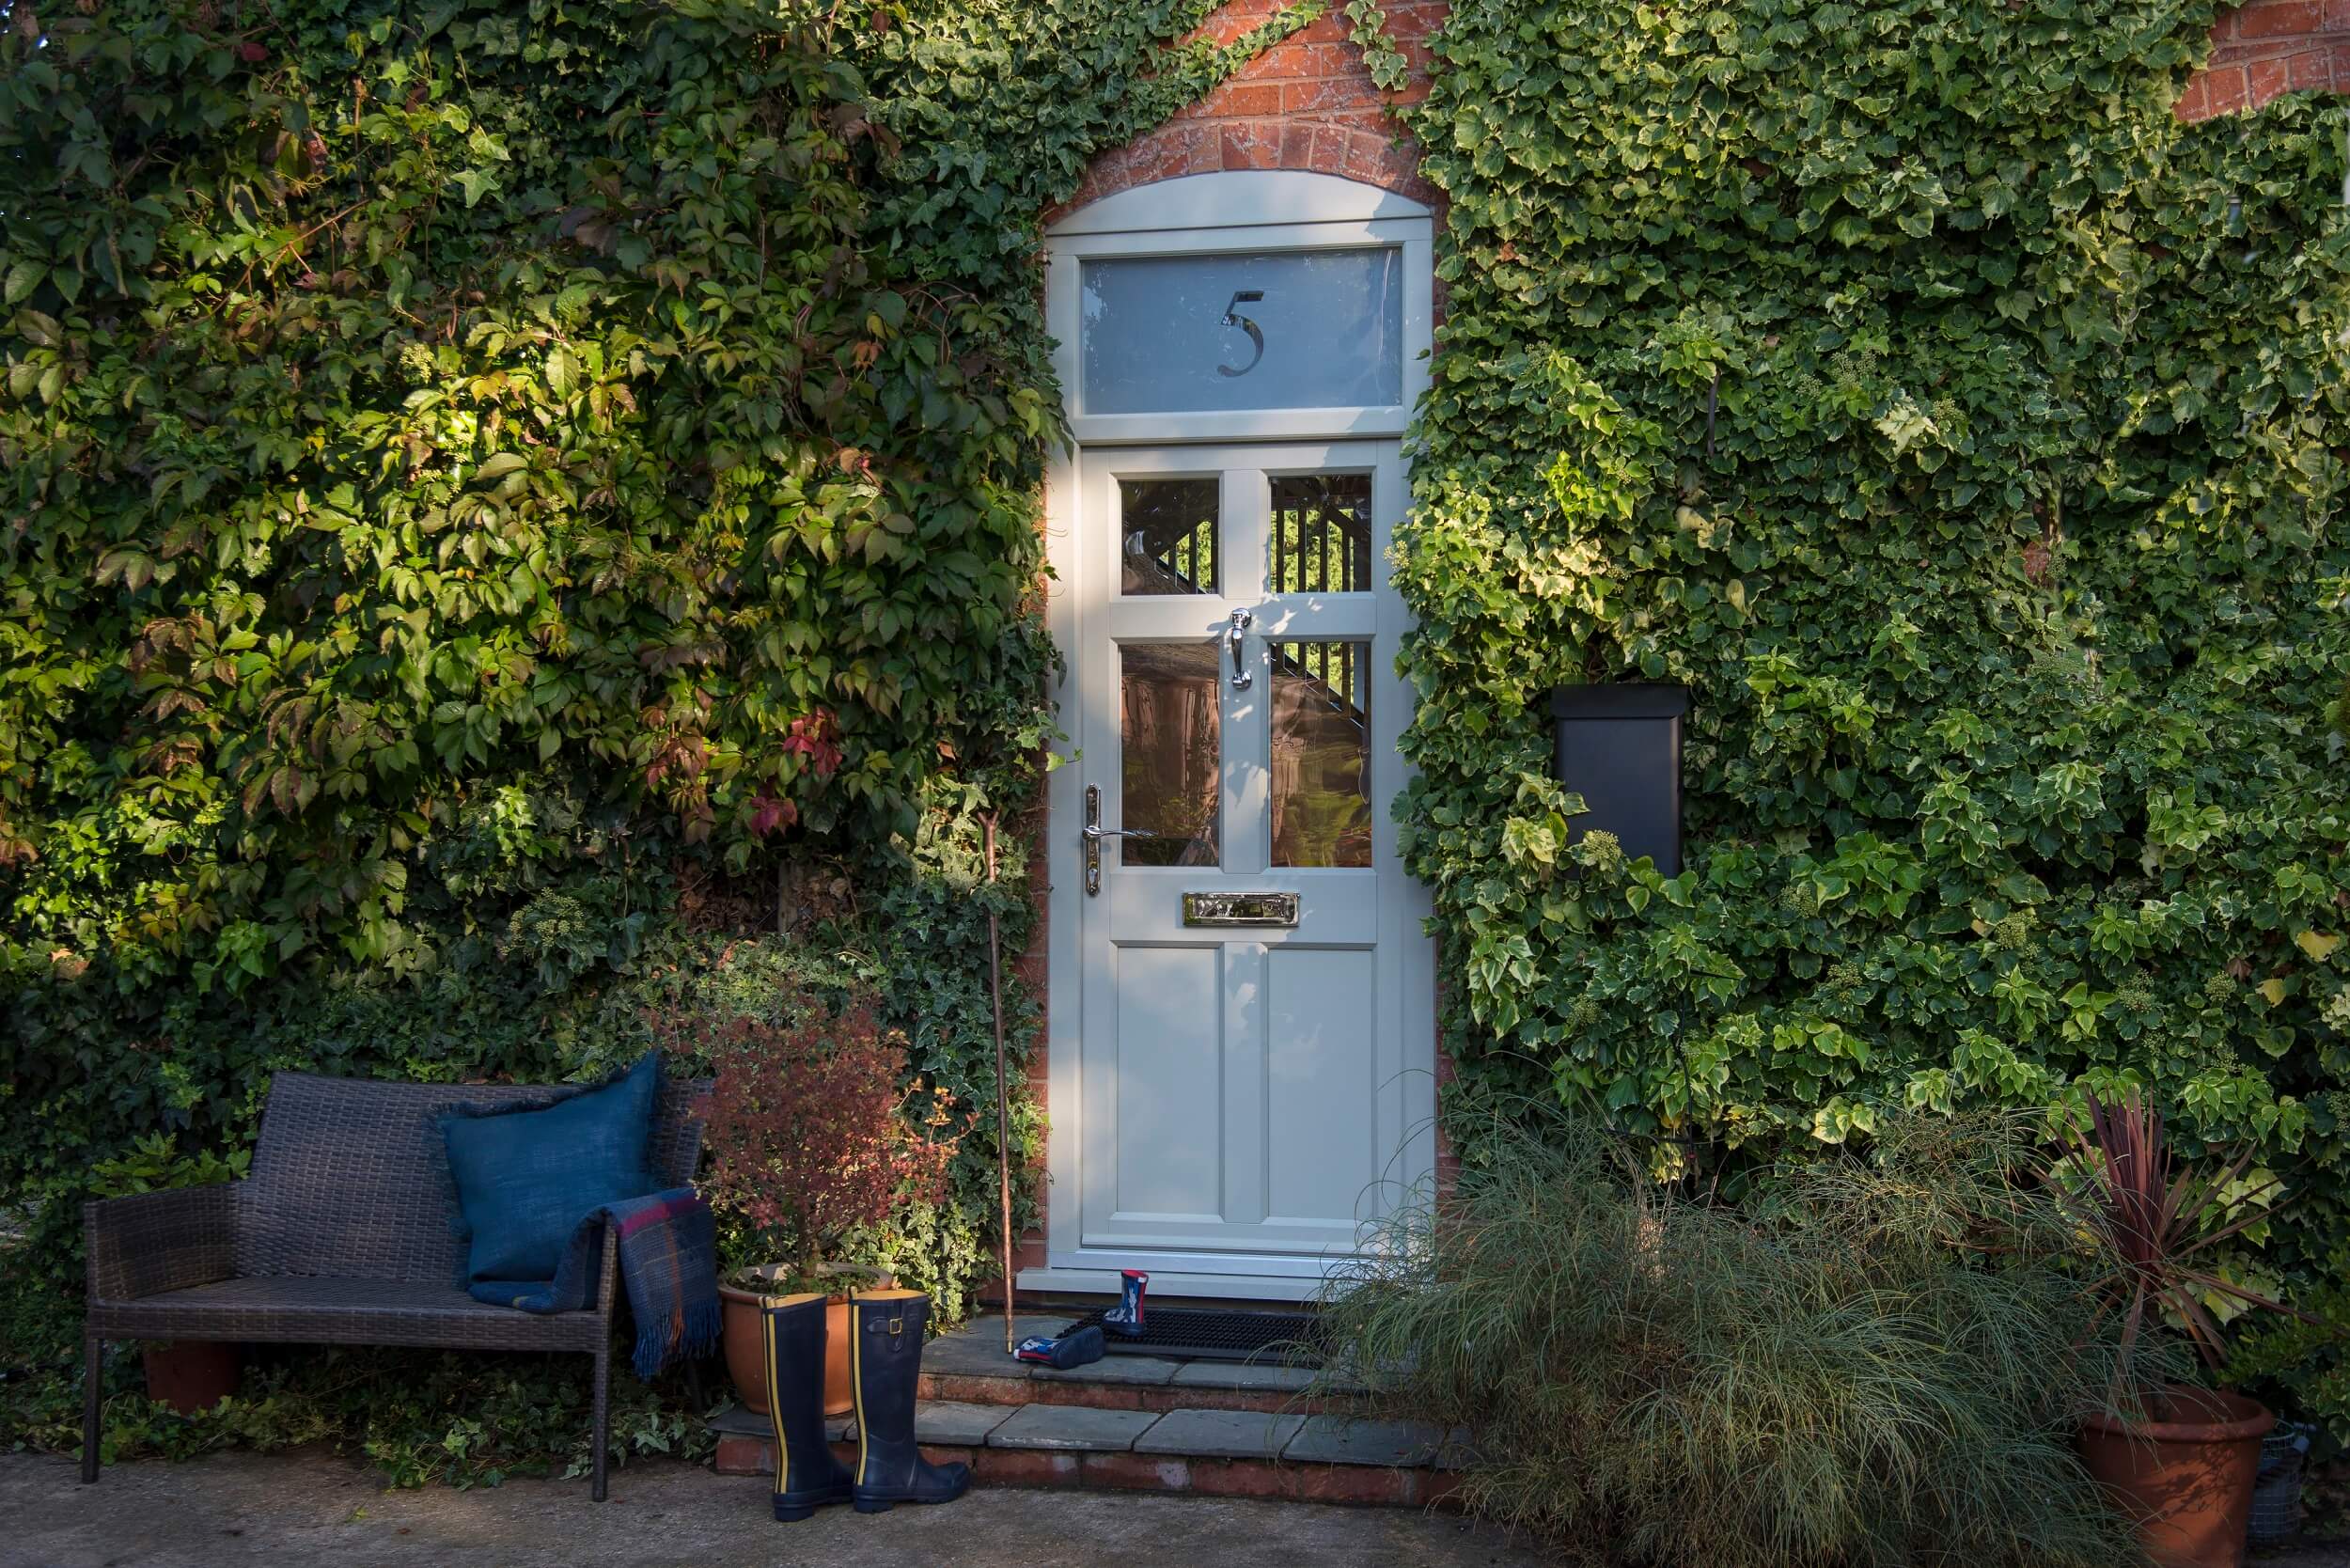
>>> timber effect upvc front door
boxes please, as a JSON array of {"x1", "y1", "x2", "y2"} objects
[
  {"x1": 1036, "y1": 169, "x2": 1437, "y2": 1299},
  {"x1": 1063, "y1": 442, "x2": 1433, "y2": 1291}
]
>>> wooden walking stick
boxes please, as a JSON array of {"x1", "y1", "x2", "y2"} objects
[{"x1": 982, "y1": 813, "x2": 1016, "y2": 1355}]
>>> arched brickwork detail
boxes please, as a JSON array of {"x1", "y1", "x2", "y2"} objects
[
  {"x1": 2180, "y1": 0, "x2": 2350, "y2": 118},
  {"x1": 1051, "y1": 1, "x2": 1449, "y2": 220}
]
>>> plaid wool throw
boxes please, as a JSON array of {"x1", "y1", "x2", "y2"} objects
[{"x1": 472, "y1": 1186, "x2": 722, "y2": 1380}]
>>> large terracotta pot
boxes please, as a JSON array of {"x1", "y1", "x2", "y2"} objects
[
  {"x1": 2080, "y1": 1385, "x2": 2274, "y2": 1568},
  {"x1": 717, "y1": 1264, "x2": 892, "y2": 1418},
  {"x1": 142, "y1": 1340, "x2": 241, "y2": 1415}
]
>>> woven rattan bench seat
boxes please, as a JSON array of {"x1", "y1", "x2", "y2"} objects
[
  {"x1": 81, "y1": 1068, "x2": 711, "y2": 1500},
  {"x1": 90, "y1": 1275, "x2": 608, "y2": 1351}
]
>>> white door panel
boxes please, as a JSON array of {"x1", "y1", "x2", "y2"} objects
[{"x1": 1055, "y1": 441, "x2": 1434, "y2": 1284}]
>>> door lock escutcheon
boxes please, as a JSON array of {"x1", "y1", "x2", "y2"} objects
[{"x1": 1082, "y1": 783, "x2": 1153, "y2": 896}]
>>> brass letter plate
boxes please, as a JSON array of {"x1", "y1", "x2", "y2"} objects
[{"x1": 1182, "y1": 891, "x2": 1300, "y2": 928}]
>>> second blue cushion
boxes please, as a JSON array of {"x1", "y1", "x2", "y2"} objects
[{"x1": 439, "y1": 1055, "x2": 662, "y2": 1284}]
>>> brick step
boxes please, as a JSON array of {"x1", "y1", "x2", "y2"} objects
[
  {"x1": 708, "y1": 1402, "x2": 1465, "y2": 1508},
  {"x1": 916, "y1": 1312, "x2": 1369, "y2": 1417}
]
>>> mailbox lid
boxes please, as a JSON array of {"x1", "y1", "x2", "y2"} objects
[{"x1": 1548, "y1": 682, "x2": 1691, "y2": 721}]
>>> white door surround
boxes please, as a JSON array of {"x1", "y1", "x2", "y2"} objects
[{"x1": 1029, "y1": 172, "x2": 1437, "y2": 1302}]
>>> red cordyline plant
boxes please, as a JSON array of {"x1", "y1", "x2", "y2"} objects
[
  {"x1": 684, "y1": 1001, "x2": 963, "y2": 1286},
  {"x1": 2062, "y1": 1088, "x2": 2304, "y2": 1386}
]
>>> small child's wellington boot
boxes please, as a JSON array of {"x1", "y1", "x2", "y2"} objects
[{"x1": 1101, "y1": 1268, "x2": 1149, "y2": 1339}]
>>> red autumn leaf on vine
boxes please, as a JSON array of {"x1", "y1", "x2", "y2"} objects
[
  {"x1": 644, "y1": 730, "x2": 708, "y2": 792},
  {"x1": 748, "y1": 792, "x2": 797, "y2": 837},
  {"x1": 237, "y1": 40, "x2": 269, "y2": 61},
  {"x1": 782, "y1": 709, "x2": 843, "y2": 778}
]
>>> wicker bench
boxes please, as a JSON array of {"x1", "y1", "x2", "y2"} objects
[{"x1": 81, "y1": 1070, "x2": 711, "y2": 1500}]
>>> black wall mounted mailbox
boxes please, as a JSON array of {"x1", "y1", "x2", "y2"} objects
[{"x1": 1549, "y1": 683, "x2": 1689, "y2": 875}]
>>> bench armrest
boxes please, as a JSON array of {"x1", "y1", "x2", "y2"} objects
[
  {"x1": 84, "y1": 1183, "x2": 242, "y2": 1301},
  {"x1": 596, "y1": 1221, "x2": 620, "y2": 1315}
]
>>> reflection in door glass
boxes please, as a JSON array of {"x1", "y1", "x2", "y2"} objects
[
  {"x1": 1120, "y1": 478, "x2": 1219, "y2": 596},
  {"x1": 1271, "y1": 640, "x2": 1371, "y2": 868},
  {"x1": 1269, "y1": 475, "x2": 1372, "y2": 594},
  {"x1": 1121, "y1": 641, "x2": 1221, "y2": 867}
]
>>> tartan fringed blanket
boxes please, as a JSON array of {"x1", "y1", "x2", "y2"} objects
[{"x1": 472, "y1": 1187, "x2": 722, "y2": 1380}]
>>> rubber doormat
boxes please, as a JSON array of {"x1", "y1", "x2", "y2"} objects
[{"x1": 1062, "y1": 1305, "x2": 1326, "y2": 1364}]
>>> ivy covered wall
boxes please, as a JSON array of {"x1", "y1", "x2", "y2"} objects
[
  {"x1": 1353, "y1": 0, "x2": 2350, "y2": 1376},
  {"x1": 3, "y1": 0, "x2": 2348, "y2": 1466},
  {"x1": 0, "y1": 0, "x2": 1328, "y2": 1466}
]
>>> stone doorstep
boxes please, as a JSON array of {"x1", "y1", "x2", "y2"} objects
[
  {"x1": 707, "y1": 1404, "x2": 849, "y2": 1443},
  {"x1": 1135, "y1": 1407, "x2": 1306, "y2": 1462},
  {"x1": 712, "y1": 1402, "x2": 1465, "y2": 1509},
  {"x1": 712, "y1": 1435, "x2": 1463, "y2": 1509},
  {"x1": 918, "y1": 1370, "x2": 1370, "y2": 1418},
  {"x1": 923, "y1": 1319, "x2": 1358, "y2": 1391},
  {"x1": 918, "y1": 1329, "x2": 1362, "y2": 1417},
  {"x1": 986, "y1": 1403, "x2": 1164, "y2": 1452}
]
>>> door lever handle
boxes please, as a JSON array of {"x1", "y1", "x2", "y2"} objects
[
  {"x1": 1225, "y1": 607, "x2": 1253, "y2": 690},
  {"x1": 1083, "y1": 783, "x2": 1154, "y2": 895}
]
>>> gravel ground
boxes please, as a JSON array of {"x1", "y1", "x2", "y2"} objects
[
  {"x1": 11, "y1": 1447, "x2": 2348, "y2": 1567},
  {"x1": 0, "y1": 1449, "x2": 1551, "y2": 1568}
]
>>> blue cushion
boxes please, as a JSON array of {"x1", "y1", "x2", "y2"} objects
[{"x1": 439, "y1": 1056, "x2": 663, "y2": 1284}]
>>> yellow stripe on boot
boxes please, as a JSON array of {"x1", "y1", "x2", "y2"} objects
[{"x1": 760, "y1": 1291, "x2": 851, "y2": 1522}]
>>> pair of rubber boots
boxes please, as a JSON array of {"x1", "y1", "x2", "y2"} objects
[{"x1": 760, "y1": 1288, "x2": 969, "y2": 1522}]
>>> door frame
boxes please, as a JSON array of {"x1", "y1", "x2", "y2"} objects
[{"x1": 1030, "y1": 171, "x2": 1437, "y2": 1301}]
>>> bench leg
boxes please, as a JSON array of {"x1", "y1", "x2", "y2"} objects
[
  {"x1": 685, "y1": 1352, "x2": 704, "y2": 1414},
  {"x1": 81, "y1": 1334, "x2": 101, "y2": 1483},
  {"x1": 590, "y1": 1342, "x2": 611, "y2": 1502}
]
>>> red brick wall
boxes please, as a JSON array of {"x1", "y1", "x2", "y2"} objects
[
  {"x1": 1051, "y1": 0, "x2": 1448, "y2": 219},
  {"x1": 2182, "y1": 0, "x2": 2350, "y2": 118}
]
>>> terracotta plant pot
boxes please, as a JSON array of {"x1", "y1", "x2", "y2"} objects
[
  {"x1": 2080, "y1": 1385, "x2": 2275, "y2": 1568},
  {"x1": 717, "y1": 1264, "x2": 893, "y2": 1418},
  {"x1": 141, "y1": 1340, "x2": 241, "y2": 1415}
]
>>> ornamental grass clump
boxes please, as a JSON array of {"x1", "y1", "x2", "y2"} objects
[
  {"x1": 683, "y1": 999, "x2": 963, "y2": 1291},
  {"x1": 1318, "y1": 1112, "x2": 2140, "y2": 1568}
]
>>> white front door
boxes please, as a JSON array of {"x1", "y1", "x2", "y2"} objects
[
  {"x1": 1058, "y1": 441, "x2": 1434, "y2": 1292},
  {"x1": 1032, "y1": 169, "x2": 1438, "y2": 1299}
]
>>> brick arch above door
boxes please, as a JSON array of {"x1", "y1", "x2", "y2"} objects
[{"x1": 1048, "y1": 1, "x2": 1449, "y2": 223}]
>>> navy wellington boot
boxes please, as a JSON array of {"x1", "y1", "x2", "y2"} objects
[
  {"x1": 761, "y1": 1293, "x2": 855, "y2": 1522},
  {"x1": 847, "y1": 1289, "x2": 971, "y2": 1513}
]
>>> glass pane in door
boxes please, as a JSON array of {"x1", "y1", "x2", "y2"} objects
[
  {"x1": 1120, "y1": 641, "x2": 1221, "y2": 866},
  {"x1": 1120, "y1": 478, "x2": 1219, "y2": 595},
  {"x1": 1270, "y1": 639, "x2": 1371, "y2": 868},
  {"x1": 1269, "y1": 474, "x2": 1372, "y2": 593},
  {"x1": 1079, "y1": 249, "x2": 1404, "y2": 416}
]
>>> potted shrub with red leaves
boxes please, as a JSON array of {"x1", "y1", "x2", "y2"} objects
[
  {"x1": 2064, "y1": 1090, "x2": 2311, "y2": 1568},
  {"x1": 684, "y1": 999, "x2": 961, "y2": 1416}
]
